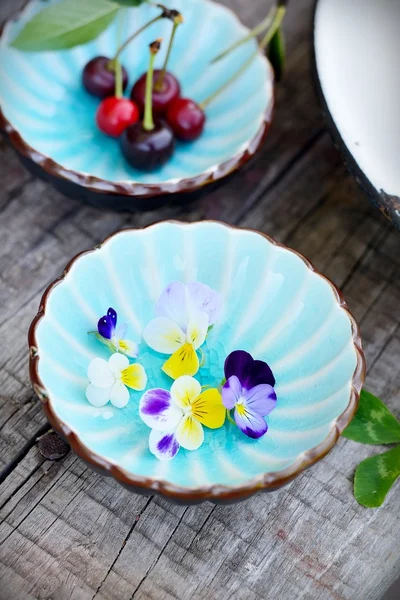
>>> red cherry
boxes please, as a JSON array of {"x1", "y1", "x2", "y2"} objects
[
  {"x1": 131, "y1": 70, "x2": 180, "y2": 115},
  {"x1": 166, "y1": 97, "x2": 206, "y2": 141},
  {"x1": 83, "y1": 56, "x2": 128, "y2": 99},
  {"x1": 96, "y1": 97, "x2": 140, "y2": 138}
]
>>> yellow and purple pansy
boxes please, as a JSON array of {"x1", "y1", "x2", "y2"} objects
[
  {"x1": 139, "y1": 375, "x2": 226, "y2": 460},
  {"x1": 143, "y1": 282, "x2": 222, "y2": 380},
  {"x1": 90, "y1": 307, "x2": 139, "y2": 357},
  {"x1": 86, "y1": 353, "x2": 147, "y2": 408},
  {"x1": 222, "y1": 350, "x2": 277, "y2": 439}
]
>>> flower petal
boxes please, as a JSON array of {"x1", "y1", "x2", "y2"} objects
[
  {"x1": 109, "y1": 352, "x2": 129, "y2": 374},
  {"x1": 192, "y1": 389, "x2": 226, "y2": 429},
  {"x1": 117, "y1": 339, "x2": 139, "y2": 358},
  {"x1": 121, "y1": 363, "x2": 147, "y2": 391},
  {"x1": 234, "y1": 406, "x2": 268, "y2": 439},
  {"x1": 115, "y1": 323, "x2": 127, "y2": 341},
  {"x1": 98, "y1": 308, "x2": 117, "y2": 339},
  {"x1": 143, "y1": 317, "x2": 186, "y2": 354},
  {"x1": 243, "y1": 360, "x2": 276, "y2": 389},
  {"x1": 155, "y1": 282, "x2": 188, "y2": 331},
  {"x1": 221, "y1": 375, "x2": 243, "y2": 409},
  {"x1": 139, "y1": 389, "x2": 182, "y2": 430},
  {"x1": 149, "y1": 429, "x2": 180, "y2": 461},
  {"x1": 88, "y1": 358, "x2": 114, "y2": 388},
  {"x1": 186, "y1": 311, "x2": 208, "y2": 350},
  {"x1": 170, "y1": 376, "x2": 202, "y2": 410},
  {"x1": 224, "y1": 350, "x2": 254, "y2": 383},
  {"x1": 162, "y1": 343, "x2": 199, "y2": 379},
  {"x1": 175, "y1": 415, "x2": 204, "y2": 451},
  {"x1": 244, "y1": 384, "x2": 277, "y2": 416},
  {"x1": 187, "y1": 282, "x2": 223, "y2": 326},
  {"x1": 85, "y1": 383, "x2": 110, "y2": 407},
  {"x1": 109, "y1": 382, "x2": 130, "y2": 408}
]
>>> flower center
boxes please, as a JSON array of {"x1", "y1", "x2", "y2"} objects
[
  {"x1": 236, "y1": 398, "x2": 247, "y2": 417},
  {"x1": 183, "y1": 404, "x2": 193, "y2": 416},
  {"x1": 118, "y1": 340, "x2": 129, "y2": 352}
]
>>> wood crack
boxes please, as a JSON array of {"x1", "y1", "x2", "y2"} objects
[
  {"x1": 130, "y1": 507, "x2": 188, "y2": 599},
  {"x1": 91, "y1": 496, "x2": 154, "y2": 600},
  {"x1": 0, "y1": 422, "x2": 50, "y2": 489}
]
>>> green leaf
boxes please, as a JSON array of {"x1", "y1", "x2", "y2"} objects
[
  {"x1": 342, "y1": 389, "x2": 400, "y2": 445},
  {"x1": 268, "y1": 25, "x2": 285, "y2": 81},
  {"x1": 113, "y1": 0, "x2": 146, "y2": 5},
  {"x1": 11, "y1": 0, "x2": 119, "y2": 52},
  {"x1": 354, "y1": 446, "x2": 400, "y2": 508}
]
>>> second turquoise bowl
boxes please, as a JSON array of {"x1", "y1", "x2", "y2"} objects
[
  {"x1": 29, "y1": 222, "x2": 365, "y2": 504},
  {"x1": 0, "y1": 0, "x2": 274, "y2": 211}
]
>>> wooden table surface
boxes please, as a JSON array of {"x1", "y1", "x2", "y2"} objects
[{"x1": 1, "y1": 1, "x2": 399, "y2": 599}]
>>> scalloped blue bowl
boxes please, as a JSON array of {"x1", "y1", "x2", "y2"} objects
[
  {"x1": 29, "y1": 221, "x2": 365, "y2": 504},
  {"x1": 0, "y1": 0, "x2": 274, "y2": 211}
]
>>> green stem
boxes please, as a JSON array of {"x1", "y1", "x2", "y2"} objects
[
  {"x1": 200, "y1": 5, "x2": 286, "y2": 109},
  {"x1": 144, "y1": 42, "x2": 159, "y2": 131},
  {"x1": 155, "y1": 19, "x2": 180, "y2": 91},
  {"x1": 211, "y1": 6, "x2": 275, "y2": 64},
  {"x1": 112, "y1": 14, "x2": 163, "y2": 62},
  {"x1": 259, "y1": 5, "x2": 286, "y2": 50},
  {"x1": 198, "y1": 347, "x2": 206, "y2": 368},
  {"x1": 200, "y1": 52, "x2": 256, "y2": 109},
  {"x1": 115, "y1": 59, "x2": 123, "y2": 98},
  {"x1": 227, "y1": 411, "x2": 236, "y2": 426}
]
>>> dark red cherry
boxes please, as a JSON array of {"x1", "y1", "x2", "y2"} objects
[
  {"x1": 131, "y1": 70, "x2": 180, "y2": 116},
  {"x1": 83, "y1": 56, "x2": 128, "y2": 98},
  {"x1": 120, "y1": 120, "x2": 175, "y2": 171},
  {"x1": 166, "y1": 97, "x2": 206, "y2": 141},
  {"x1": 96, "y1": 97, "x2": 140, "y2": 138}
]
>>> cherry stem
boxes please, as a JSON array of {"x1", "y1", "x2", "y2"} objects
[
  {"x1": 144, "y1": 39, "x2": 161, "y2": 131},
  {"x1": 115, "y1": 59, "x2": 123, "y2": 98},
  {"x1": 200, "y1": 5, "x2": 286, "y2": 109},
  {"x1": 112, "y1": 14, "x2": 163, "y2": 63},
  {"x1": 259, "y1": 5, "x2": 286, "y2": 50},
  {"x1": 155, "y1": 14, "x2": 182, "y2": 91},
  {"x1": 211, "y1": 6, "x2": 275, "y2": 64}
]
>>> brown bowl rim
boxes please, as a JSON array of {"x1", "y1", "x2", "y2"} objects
[
  {"x1": 0, "y1": 0, "x2": 274, "y2": 202},
  {"x1": 28, "y1": 221, "x2": 366, "y2": 503}
]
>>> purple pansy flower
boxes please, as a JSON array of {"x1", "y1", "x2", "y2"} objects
[
  {"x1": 222, "y1": 350, "x2": 277, "y2": 439},
  {"x1": 98, "y1": 308, "x2": 117, "y2": 340},
  {"x1": 93, "y1": 308, "x2": 138, "y2": 358},
  {"x1": 139, "y1": 376, "x2": 226, "y2": 461}
]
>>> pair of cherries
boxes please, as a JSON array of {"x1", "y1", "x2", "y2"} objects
[{"x1": 83, "y1": 55, "x2": 205, "y2": 170}]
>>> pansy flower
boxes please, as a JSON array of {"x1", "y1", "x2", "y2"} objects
[
  {"x1": 139, "y1": 375, "x2": 226, "y2": 460},
  {"x1": 143, "y1": 282, "x2": 222, "y2": 379},
  {"x1": 86, "y1": 353, "x2": 147, "y2": 408},
  {"x1": 90, "y1": 308, "x2": 139, "y2": 357},
  {"x1": 221, "y1": 350, "x2": 277, "y2": 439}
]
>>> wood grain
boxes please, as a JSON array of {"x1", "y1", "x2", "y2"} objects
[{"x1": 0, "y1": 0, "x2": 399, "y2": 599}]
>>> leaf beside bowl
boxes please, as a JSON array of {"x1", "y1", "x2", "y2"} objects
[
  {"x1": 343, "y1": 390, "x2": 400, "y2": 508},
  {"x1": 10, "y1": 0, "x2": 144, "y2": 52}
]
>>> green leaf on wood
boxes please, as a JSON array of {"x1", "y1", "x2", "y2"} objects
[
  {"x1": 342, "y1": 389, "x2": 400, "y2": 445},
  {"x1": 354, "y1": 445, "x2": 400, "y2": 508},
  {"x1": 11, "y1": 0, "x2": 120, "y2": 52},
  {"x1": 268, "y1": 25, "x2": 285, "y2": 81}
]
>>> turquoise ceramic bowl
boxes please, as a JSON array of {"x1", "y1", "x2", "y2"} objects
[
  {"x1": 29, "y1": 222, "x2": 365, "y2": 504},
  {"x1": 0, "y1": 0, "x2": 274, "y2": 211}
]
